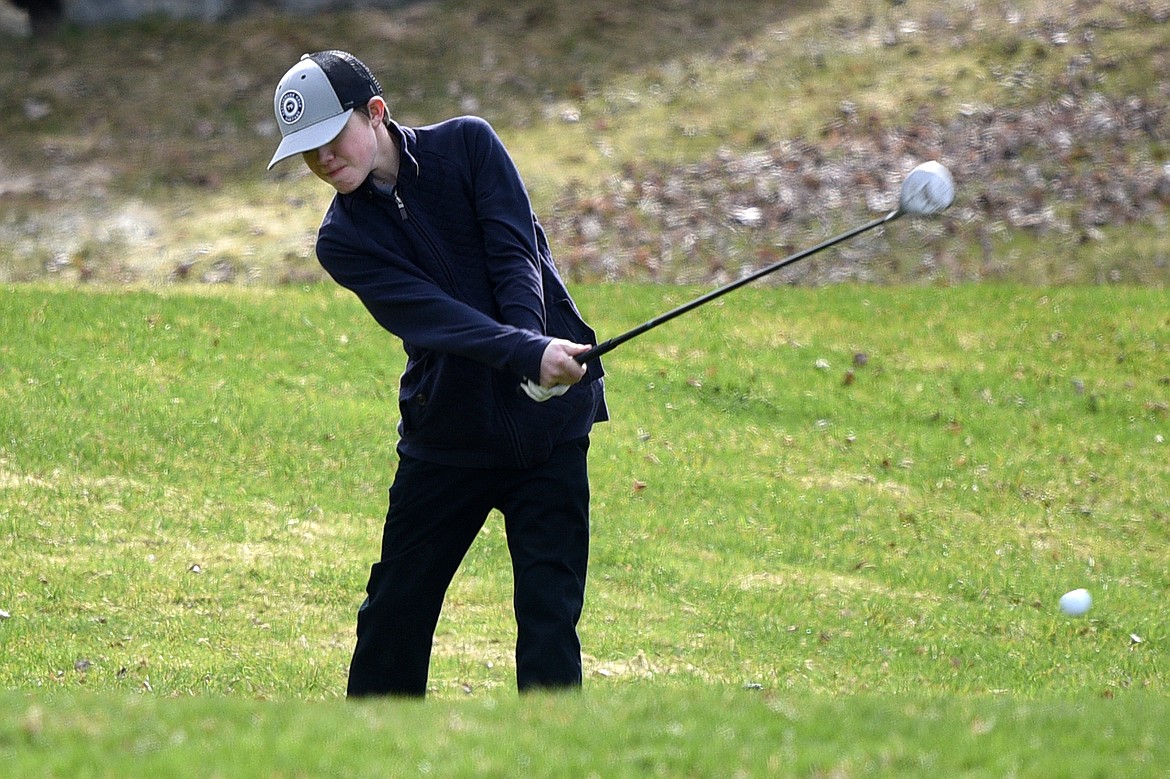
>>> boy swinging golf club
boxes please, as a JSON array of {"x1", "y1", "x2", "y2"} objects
[{"x1": 268, "y1": 50, "x2": 608, "y2": 697}]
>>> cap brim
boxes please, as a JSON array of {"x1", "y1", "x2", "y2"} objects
[{"x1": 266, "y1": 108, "x2": 354, "y2": 170}]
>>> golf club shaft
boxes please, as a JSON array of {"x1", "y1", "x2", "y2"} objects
[{"x1": 575, "y1": 208, "x2": 902, "y2": 364}]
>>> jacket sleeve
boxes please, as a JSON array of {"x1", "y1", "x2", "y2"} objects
[
  {"x1": 464, "y1": 118, "x2": 548, "y2": 336},
  {"x1": 318, "y1": 217, "x2": 549, "y2": 382}
]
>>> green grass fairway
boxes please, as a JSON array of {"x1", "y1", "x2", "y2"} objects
[
  {"x1": 1, "y1": 283, "x2": 1168, "y2": 776},
  {"x1": 4, "y1": 688, "x2": 1169, "y2": 777}
]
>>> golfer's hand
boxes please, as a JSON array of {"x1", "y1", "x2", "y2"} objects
[
  {"x1": 520, "y1": 339, "x2": 591, "y2": 403},
  {"x1": 539, "y1": 339, "x2": 590, "y2": 387}
]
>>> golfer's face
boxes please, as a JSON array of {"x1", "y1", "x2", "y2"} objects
[{"x1": 303, "y1": 112, "x2": 378, "y2": 194}]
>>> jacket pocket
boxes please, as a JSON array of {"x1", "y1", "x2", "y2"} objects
[{"x1": 397, "y1": 353, "x2": 435, "y2": 437}]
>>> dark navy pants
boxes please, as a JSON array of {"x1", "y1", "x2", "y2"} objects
[{"x1": 347, "y1": 437, "x2": 591, "y2": 698}]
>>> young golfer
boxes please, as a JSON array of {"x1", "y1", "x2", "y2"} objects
[{"x1": 267, "y1": 51, "x2": 607, "y2": 697}]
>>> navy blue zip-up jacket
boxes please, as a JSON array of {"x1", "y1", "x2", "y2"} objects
[{"x1": 315, "y1": 116, "x2": 607, "y2": 469}]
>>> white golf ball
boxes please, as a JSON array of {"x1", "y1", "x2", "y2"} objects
[{"x1": 1059, "y1": 588, "x2": 1092, "y2": 616}]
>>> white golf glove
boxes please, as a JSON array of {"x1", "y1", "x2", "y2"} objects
[{"x1": 520, "y1": 379, "x2": 570, "y2": 403}]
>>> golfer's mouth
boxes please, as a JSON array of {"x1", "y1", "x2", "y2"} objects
[{"x1": 324, "y1": 165, "x2": 346, "y2": 178}]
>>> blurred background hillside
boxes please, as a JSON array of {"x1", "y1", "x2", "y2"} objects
[{"x1": 1, "y1": 0, "x2": 1167, "y2": 286}]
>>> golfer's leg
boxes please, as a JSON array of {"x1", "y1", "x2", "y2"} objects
[
  {"x1": 501, "y1": 437, "x2": 591, "y2": 692},
  {"x1": 347, "y1": 455, "x2": 491, "y2": 698}
]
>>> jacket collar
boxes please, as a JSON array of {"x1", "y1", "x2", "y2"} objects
[
  {"x1": 389, "y1": 120, "x2": 421, "y2": 184},
  {"x1": 355, "y1": 120, "x2": 425, "y2": 198},
  {"x1": 353, "y1": 120, "x2": 420, "y2": 198}
]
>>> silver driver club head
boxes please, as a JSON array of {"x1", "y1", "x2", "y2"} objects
[{"x1": 899, "y1": 160, "x2": 955, "y2": 216}]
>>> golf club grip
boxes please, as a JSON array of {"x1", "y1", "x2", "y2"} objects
[
  {"x1": 574, "y1": 338, "x2": 621, "y2": 364},
  {"x1": 574, "y1": 210, "x2": 901, "y2": 364}
]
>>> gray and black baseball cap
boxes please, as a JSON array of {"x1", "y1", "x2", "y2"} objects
[{"x1": 267, "y1": 50, "x2": 384, "y2": 170}]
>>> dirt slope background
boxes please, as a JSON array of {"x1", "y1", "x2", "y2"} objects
[{"x1": 1, "y1": 0, "x2": 1167, "y2": 286}]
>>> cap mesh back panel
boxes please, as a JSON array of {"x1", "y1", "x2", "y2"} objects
[{"x1": 316, "y1": 50, "x2": 383, "y2": 108}]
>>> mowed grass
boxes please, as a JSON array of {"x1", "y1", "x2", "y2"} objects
[
  {"x1": 2, "y1": 283, "x2": 1169, "y2": 776},
  {"x1": 5, "y1": 689, "x2": 1169, "y2": 778}
]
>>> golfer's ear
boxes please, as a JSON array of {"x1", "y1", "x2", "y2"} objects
[{"x1": 367, "y1": 96, "x2": 389, "y2": 125}]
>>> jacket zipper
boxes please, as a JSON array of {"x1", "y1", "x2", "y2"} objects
[{"x1": 391, "y1": 189, "x2": 462, "y2": 294}]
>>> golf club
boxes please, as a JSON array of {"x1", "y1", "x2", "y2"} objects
[{"x1": 574, "y1": 160, "x2": 955, "y2": 364}]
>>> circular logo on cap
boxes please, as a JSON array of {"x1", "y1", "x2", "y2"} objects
[{"x1": 278, "y1": 90, "x2": 305, "y2": 125}]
